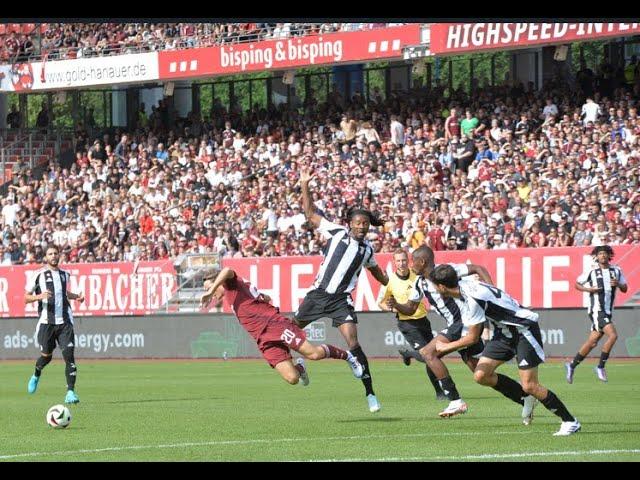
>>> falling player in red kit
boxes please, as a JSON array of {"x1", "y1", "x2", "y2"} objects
[{"x1": 200, "y1": 267, "x2": 364, "y2": 385}]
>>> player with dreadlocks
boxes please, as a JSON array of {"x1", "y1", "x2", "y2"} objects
[
  {"x1": 294, "y1": 166, "x2": 389, "y2": 413},
  {"x1": 566, "y1": 245, "x2": 628, "y2": 383}
]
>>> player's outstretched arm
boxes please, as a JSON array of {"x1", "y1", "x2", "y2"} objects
[
  {"x1": 386, "y1": 296, "x2": 420, "y2": 316},
  {"x1": 368, "y1": 264, "x2": 389, "y2": 286},
  {"x1": 436, "y1": 323, "x2": 483, "y2": 355},
  {"x1": 467, "y1": 264, "x2": 494, "y2": 285},
  {"x1": 299, "y1": 167, "x2": 323, "y2": 229}
]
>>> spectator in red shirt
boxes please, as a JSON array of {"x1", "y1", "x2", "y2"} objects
[
  {"x1": 445, "y1": 107, "x2": 460, "y2": 140},
  {"x1": 426, "y1": 219, "x2": 446, "y2": 251},
  {"x1": 139, "y1": 208, "x2": 155, "y2": 235}
]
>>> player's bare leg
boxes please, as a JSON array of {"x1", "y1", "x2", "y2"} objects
[
  {"x1": 463, "y1": 355, "x2": 479, "y2": 373},
  {"x1": 474, "y1": 356, "x2": 528, "y2": 406},
  {"x1": 596, "y1": 324, "x2": 618, "y2": 382},
  {"x1": 296, "y1": 340, "x2": 363, "y2": 378},
  {"x1": 474, "y1": 356, "x2": 538, "y2": 425},
  {"x1": 518, "y1": 367, "x2": 580, "y2": 435},
  {"x1": 274, "y1": 360, "x2": 303, "y2": 385},
  {"x1": 338, "y1": 322, "x2": 379, "y2": 412},
  {"x1": 423, "y1": 336, "x2": 467, "y2": 417},
  {"x1": 566, "y1": 330, "x2": 603, "y2": 383}
]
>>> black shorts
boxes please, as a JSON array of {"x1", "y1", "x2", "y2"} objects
[
  {"x1": 589, "y1": 311, "x2": 613, "y2": 332},
  {"x1": 481, "y1": 324, "x2": 545, "y2": 370},
  {"x1": 397, "y1": 317, "x2": 433, "y2": 351},
  {"x1": 440, "y1": 321, "x2": 485, "y2": 362},
  {"x1": 294, "y1": 289, "x2": 357, "y2": 328},
  {"x1": 37, "y1": 323, "x2": 75, "y2": 355}
]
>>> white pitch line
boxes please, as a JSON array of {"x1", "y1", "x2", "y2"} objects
[
  {"x1": 308, "y1": 449, "x2": 640, "y2": 462},
  {"x1": 0, "y1": 430, "x2": 533, "y2": 460}
]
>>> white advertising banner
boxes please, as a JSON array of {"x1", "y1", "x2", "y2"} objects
[{"x1": 0, "y1": 52, "x2": 159, "y2": 92}]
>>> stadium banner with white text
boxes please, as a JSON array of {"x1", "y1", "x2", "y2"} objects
[
  {"x1": 429, "y1": 22, "x2": 640, "y2": 55},
  {"x1": 1, "y1": 309, "x2": 639, "y2": 359},
  {"x1": 0, "y1": 52, "x2": 159, "y2": 92},
  {"x1": 221, "y1": 246, "x2": 639, "y2": 313},
  {"x1": 0, "y1": 261, "x2": 176, "y2": 317},
  {"x1": 157, "y1": 25, "x2": 422, "y2": 79}
]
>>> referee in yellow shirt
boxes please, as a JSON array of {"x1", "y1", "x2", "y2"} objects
[{"x1": 378, "y1": 249, "x2": 445, "y2": 400}]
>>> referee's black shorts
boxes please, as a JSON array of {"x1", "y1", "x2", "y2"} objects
[
  {"x1": 397, "y1": 317, "x2": 434, "y2": 351},
  {"x1": 36, "y1": 323, "x2": 75, "y2": 354}
]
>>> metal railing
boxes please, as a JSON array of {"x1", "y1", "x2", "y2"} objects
[
  {"x1": 160, "y1": 253, "x2": 221, "y2": 314},
  {"x1": 0, "y1": 130, "x2": 30, "y2": 184},
  {"x1": 1, "y1": 23, "x2": 409, "y2": 64},
  {"x1": 0, "y1": 128, "x2": 75, "y2": 187}
]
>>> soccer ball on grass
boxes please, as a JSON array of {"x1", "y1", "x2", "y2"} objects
[{"x1": 46, "y1": 404, "x2": 72, "y2": 429}]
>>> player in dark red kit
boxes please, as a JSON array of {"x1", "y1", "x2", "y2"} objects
[{"x1": 200, "y1": 267, "x2": 364, "y2": 385}]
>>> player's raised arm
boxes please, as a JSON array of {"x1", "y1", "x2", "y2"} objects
[
  {"x1": 466, "y1": 264, "x2": 494, "y2": 285},
  {"x1": 299, "y1": 167, "x2": 323, "y2": 229},
  {"x1": 200, "y1": 267, "x2": 236, "y2": 308}
]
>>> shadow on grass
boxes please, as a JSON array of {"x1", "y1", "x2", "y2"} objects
[
  {"x1": 100, "y1": 397, "x2": 222, "y2": 404},
  {"x1": 336, "y1": 417, "x2": 405, "y2": 423}
]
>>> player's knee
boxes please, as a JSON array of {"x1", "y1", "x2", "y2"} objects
[
  {"x1": 306, "y1": 349, "x2": 324, "y2": 361},
  {"x1": 607, "y1": 332, "x2": 618, "y2": 342},
  {"x1": 521, "y1": 381, "x2": 539, "y2": 395},
  {"x1": 284, "y1": 372, "x2": 299, "y2": 385},
  {"x1": 473, "y1": 369, "x2": 490, "y2": 385},
  {"x1": 423, "y1": 350, "x2": 437, "y2": 363}
]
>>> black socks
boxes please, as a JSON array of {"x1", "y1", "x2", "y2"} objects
[
  {"x1": 350, "y1": 345, "x2": 374, "y2": 396},
  {"x1": 438, "y1": 376, "x2": 460, "y2": 401},
  {"x1": 541, "y1": 390, "x2": 575, "y2": 422},
  {"x1": 34, "y1": 355, "x2": 52, "y2": 377},
  {"x1": 62, "y1": 348, "x2": 77, "y2": 390},
  {"x1": 491, "y1": 373, "x2": 526, "y2": 405},
  {"x1": 426, "y1": 366, "x2": 445, "y2": 396},
  {"x1": 570, "y1": 353, "x2": 585, "y2": 369},
  {"x1": 598, "y1": 351, "x2": 610, "y2": 368}
]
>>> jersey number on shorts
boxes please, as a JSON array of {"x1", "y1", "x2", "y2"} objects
[{"x1": 281, "y1": 329, "x2": 297, "y2": 345}]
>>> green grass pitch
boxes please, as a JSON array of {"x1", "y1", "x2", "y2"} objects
[{"x1": 1, "y1": 359, "x2": 639, "y2": 461}]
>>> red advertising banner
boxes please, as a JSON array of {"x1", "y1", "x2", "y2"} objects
[
  {"x1": 223, "y1": 246, "x2": 640, "y2": 313},
  {"x1": 429, "y1": 23, "x2": 640, "y2": 55},
  {"x1": 0, "y1": 261, "x2": 176, "y2": 318},
  {"x1": 157, "y1": 25, "x2": 422, "y2": 79}
]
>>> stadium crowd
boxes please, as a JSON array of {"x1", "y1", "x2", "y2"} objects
[
  {"x1": 0, "y1": 23, "x2": 400, "y2": 62},
  {"x1": 2, "y1": 68, "x2": 640, "y2": 265}
]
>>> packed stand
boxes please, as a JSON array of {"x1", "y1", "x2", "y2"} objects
[
  {"x1": 0, "y1": 23, "x2": 403, "y2": 63},
  {"x1": 3, "y1": 67, "x2": 640, "y2": 265}
]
